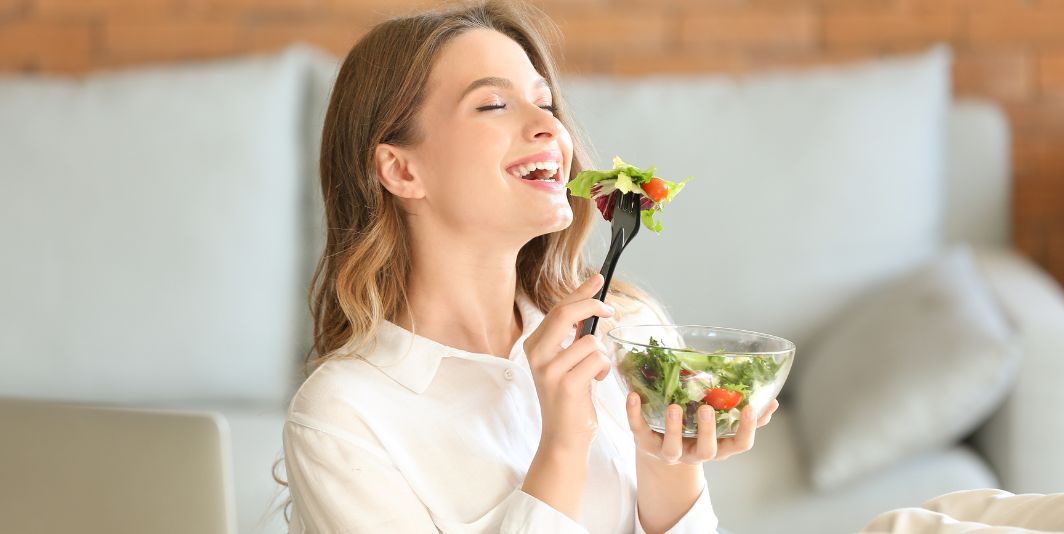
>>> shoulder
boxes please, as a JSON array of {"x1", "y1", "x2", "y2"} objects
[{"x1": 285, "y1": 356, "x2": 396, "y2": 434}]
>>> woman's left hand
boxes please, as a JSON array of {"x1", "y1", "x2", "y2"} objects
[{"x1": 626, "y1": 393, "x2": 779, "y2": 465}]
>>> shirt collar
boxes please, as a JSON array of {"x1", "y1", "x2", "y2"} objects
[{"x1": 358, "y1": 291, "x2": 545, "y2": 394}]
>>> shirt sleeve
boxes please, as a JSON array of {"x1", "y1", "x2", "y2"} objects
[
  {"x1": 284, "y1": 420, "x2": 593, "y2": 534},
  {"x1": 633, "y1": 482, "x2": 719, "y2": 534},
  {"x1": 499, "y1": 489, "x2": 590, "y2": 534},
  {"x1": 282, "y1": 420, "x2": 439, "y2": 533}
]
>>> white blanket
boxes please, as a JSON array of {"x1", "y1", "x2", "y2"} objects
[{"x1": 859, "y1": 489, "x2": 1064, "y2": 533}]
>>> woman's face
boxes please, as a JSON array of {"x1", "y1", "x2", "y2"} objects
[{"x1": 387, "y1": 28, "x2": 575, "y2": 247}]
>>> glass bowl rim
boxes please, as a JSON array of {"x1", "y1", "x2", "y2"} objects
[{"x1": 605, "y1": 323, "x2": 796, "y2": 356}]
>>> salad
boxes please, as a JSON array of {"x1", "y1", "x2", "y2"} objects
[
  {"x1": 617, "y1": 337, "x2": 784, "y2": 436},
  {"x1": 565, "y1": 156, "x2": 691, "y2": 233}
]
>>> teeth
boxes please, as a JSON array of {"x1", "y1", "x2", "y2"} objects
[{"x1": 510, "y1": 160, "x2": 561, "y2": 180}]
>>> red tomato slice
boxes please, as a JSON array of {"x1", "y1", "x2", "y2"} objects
[
  {"x1": 703, "y1": 388, "x2": 742, "y2": 411},
  {"x1": 641, "y1": 177, "x2": 668, "y2": 203}
]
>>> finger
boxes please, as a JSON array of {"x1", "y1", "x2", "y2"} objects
[
  {"x1": 757, "y1": 400, "x2": 779, "y2": 428},
  {"x1": 563, "y1": 342, "x2": 611, "y2": 391},
  {"x1": 660, "y1": 404, "x2": 684, "y2": 463},
  {"x1": 540, "y1": 298, "x2": 615, "y2": 350},
  {"x1": 558, "y1": 273, "x2": 604, "y2": 307},
  {"x1": 545, "y1": 334, "x2": 606, "y2": 378},
  {"x1": 720, "y1": 404, "x2": 757, "y2": 459},
  {"x1": 695, "y1": 405, "x2": 718, "y2": 460},
  {"x1": 626, "y1": 393, "x2": 662, "y2": 451}
]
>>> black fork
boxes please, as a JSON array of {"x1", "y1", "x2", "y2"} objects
[{"x1": 581, "y1": 191, "x2": 642, "y2": 337}]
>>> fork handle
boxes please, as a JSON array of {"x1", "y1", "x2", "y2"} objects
[{"x1": 580, "y1": 225, "x2": 628, "y2": 338}]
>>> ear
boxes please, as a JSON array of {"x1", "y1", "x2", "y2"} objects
[{"x1": 374, "y1": 143, "x2": 425, "y2": 199}]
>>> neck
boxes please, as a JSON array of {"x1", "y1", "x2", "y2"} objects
[{"x1": 394, "y1": 235, "x2": 525, "y2": 359}]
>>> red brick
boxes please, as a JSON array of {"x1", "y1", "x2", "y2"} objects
[
  {"x1": 0, "y1": 20, "x2": 92, "y2": 72},
  {"x1": 1014, "y1": 179, "x2": 1064, "y2": 219},
  {"x1": 1003, "y1": 97, "x2": 1064, "y2": 137},
  {"x1": 553, "y1": 9, "x2": 669, "y2": 53},
  {"x1": 186, "y1": 0, "x2": 326, "y2": 16},
  {"x1": 102, "y1": 18, "x2": 242, "y2": 63},
  {"x1": 1040, "y1": 49, "x2": 1064, "y2": 96},
  {"x1": 968, "y1": 8, "x2": 1064, "y2": 47},
  {"x1": 898, "y1": 0, "x2": 1043, "y2": 10},
  {"x1": 0, "y1": 0, "x2": 27, "y2": 18},
  {"x1": 824, "y1": 11, "x2": 957, "y2": 49},
  {"x1": 31, "y1": 0, "x2": 182, "y2": 19},
  {"x1": 244, "y1": 19, "x2": 367, "y2": 57},
  {"x1": 609, "y1": 51, "x2": 745, "y2": 76},
  {"x1": 953, "y1": 49, "x2": 1033, "y2": 101},
  {"x1": 679, "y1": 8, "x2": 817, "y2": 51},
  {"x1": 1046, "y1": 231, "x2": 1064, "y2": 281},
  {"x1": 325, "y1": 0, "x2": 440, "y2": 19}
]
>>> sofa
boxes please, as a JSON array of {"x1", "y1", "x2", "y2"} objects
[{"x1": 2, "y1": 42, "x2": 1062, "y2": 534}]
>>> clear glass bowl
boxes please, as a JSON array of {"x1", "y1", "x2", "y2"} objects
[{"x1": 607, "y1": 325, "x2": 796, "y2": 438}]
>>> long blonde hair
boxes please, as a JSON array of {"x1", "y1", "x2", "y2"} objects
[{"x1": 273, "y1": 0, "x2": 662, "y2": 523}]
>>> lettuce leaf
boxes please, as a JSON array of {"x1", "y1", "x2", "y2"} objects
[{"x1": 566, "y1": 155, "x2": 692, "y2": 233}]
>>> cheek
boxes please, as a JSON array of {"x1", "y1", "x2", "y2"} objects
[{"x1": 556, "y1": 126, "x2": 575, "y2": 174}]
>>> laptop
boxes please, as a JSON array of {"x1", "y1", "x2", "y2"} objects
[{"x1": 0, "y1": 397, "x2": 237, "y2": 534}]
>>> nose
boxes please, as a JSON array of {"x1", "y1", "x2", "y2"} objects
[{"x1": 524, "y1": 103, "x2": 561, "y2": 141}]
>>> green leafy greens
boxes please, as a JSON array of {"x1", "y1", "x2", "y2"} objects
[
  {"x1": 566, "y1": 156, "x2": 691, "y2": 233},
  {"x1": 618, "y1": 337, "x2": 784, "y2": 435}
]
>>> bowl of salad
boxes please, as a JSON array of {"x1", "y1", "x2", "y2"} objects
[{"x1": 609, "y1": 325, "x2": 795, "y2": 438}]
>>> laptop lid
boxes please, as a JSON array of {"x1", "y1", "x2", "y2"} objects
[{"x1": 0, "y1": 397, "x2": 237, "y2": 534}]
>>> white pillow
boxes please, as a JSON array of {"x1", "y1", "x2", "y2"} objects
[
  {"x1": 861, "y1": 488, "x2": 1064, "y2": 533},
  {"x1": 792, "y1": 245, "x2": 1020, "y2": 490},
  {"x1": 0, "y1": 44, "x2": 319, "y2": 406},
  {"x1": 563, "y1": 45, "x2": 951, "y2": 357}
]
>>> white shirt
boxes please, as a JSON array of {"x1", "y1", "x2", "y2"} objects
[{"x1": 282, "y1": 291, "x2": 719, "y2": 533}]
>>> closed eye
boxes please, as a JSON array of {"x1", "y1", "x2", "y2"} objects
[{"x1": 475, "y1": 103, "x2": 559, "y2": 115}]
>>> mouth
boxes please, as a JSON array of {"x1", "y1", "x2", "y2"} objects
[
  {"x1": 505, "y1": 150, "x2": 564, "y2": 183},
  {"x1": 510, "y1": 165, "x2": 561, "y2": 183}
]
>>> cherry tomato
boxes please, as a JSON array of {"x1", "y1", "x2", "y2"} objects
[
  {"x1": 641, "y1": 177, "x2": 668, "y2": 203},
  {"x1": 703, "y1": 388, "x2": 743, "y2": 411}
]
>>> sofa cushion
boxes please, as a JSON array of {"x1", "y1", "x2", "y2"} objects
[
  {"x1": 563, "y1": 45, "x2": 951, "y2": 360},
  {"x1": 0, "y1": 44, "x2": 320, "y2": 406},
  {"x1": 791, "y1": 245, "x2": 1020, "y2": 490},
  {"x1": 702, "y1": 406, "x2": 998, "y2": 534}
]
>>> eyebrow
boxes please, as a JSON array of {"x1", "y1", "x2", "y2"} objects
[{"x1": 458, "y1": 76, "x2": 550, "y2": 102}]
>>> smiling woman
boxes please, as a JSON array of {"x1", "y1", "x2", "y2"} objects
[{"x1": 273, "y1": 1, "x2": 766, "y2": 533}]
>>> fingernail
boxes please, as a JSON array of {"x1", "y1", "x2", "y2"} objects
[
  {"x1": 628, "y1": 394, "x2": 638, "y2": 406},
  {"x1": 669, "y1": 406, "x2": 680, "y2": 421},
  {"x1": 605, "y1": 304, "x2": 615, "y2": 314},
  {"x1": 701, "y1": 407, "x2": 713, "y2": 422}
]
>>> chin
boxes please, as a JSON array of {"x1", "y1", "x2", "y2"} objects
[{"x1": 537, "y1": 205, "x2": 574, "y2": 236}]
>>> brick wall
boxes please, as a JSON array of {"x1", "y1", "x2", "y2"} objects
[{"x1": 2, "y1": 0, "x2": 1063, "y2": 285}]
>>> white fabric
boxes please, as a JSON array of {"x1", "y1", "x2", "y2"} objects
[
  {"x1": 702, "y1": 405, "x2": 998, "y2": 534},
  {"x1": 793, "y1": 245, "x2": 1020, "y2": 490},
  {"x1": 860, "y1": 489, "x2": 1064, "y2": 533},
  {"x1": 282, "y1": 293, "x2": 718, "y2": 533},
  {"x1": 0, "y1": 45, "x2": 321, "y2": 406},
  {"x1": 970, "y1": 247, "x2": 1064, "y2": 494},
  {"x1": 943, "y1": 100, "x2": 1011, "y2": 248},
  {"x1": 563, "y1": 45, "x2": 951, "y2": 354}
]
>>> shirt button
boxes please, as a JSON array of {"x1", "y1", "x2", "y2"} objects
[{"x1": 503, "y1": 368, "x2": 514, "y2": 380}]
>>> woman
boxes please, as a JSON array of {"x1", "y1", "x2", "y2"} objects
[{"x1": 280, "y1": 1, "x2": 778, "y2": 532}]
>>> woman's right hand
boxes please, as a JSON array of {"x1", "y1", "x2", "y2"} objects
[{"x1": 523, "y1": 273, "x2": 616, "y2": 455}]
